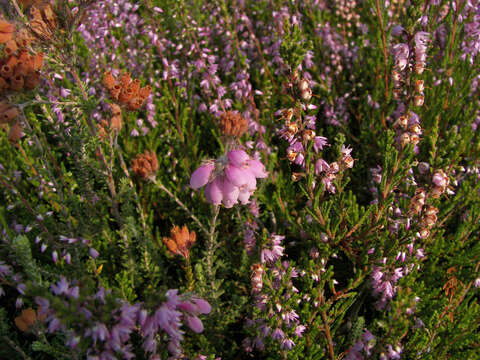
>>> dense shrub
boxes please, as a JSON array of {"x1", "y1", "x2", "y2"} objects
[{"x1": 0, "y1": 0, "x2": 479, "y2": 359}]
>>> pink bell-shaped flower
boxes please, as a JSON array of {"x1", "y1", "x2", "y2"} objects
[{"x1": 190, "y1": 163, "x2": 214, "y2": 189}]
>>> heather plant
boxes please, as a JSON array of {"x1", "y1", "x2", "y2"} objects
[{"x1": 0, "y1": 0, "x2": 479, "y2": 359}]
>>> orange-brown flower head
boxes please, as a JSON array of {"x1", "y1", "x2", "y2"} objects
[
  {"x1": 28, "y1": 4, "x2": 56, "y2": 39},
  {"x1": 131, "y1": 150, "x2": 158, "y2": 180},
  {"x1": 0, "y1": 20, "x2": 15, "y2": 44},
  {"x1": 14, "y1": 308, "x2": 37, "y2": 332},
  {"x1": 103, "y1": 71, "x2": 151, "y2": 110},
  {"x1": 162, "y1": 225, "x2": 196, "y2": 259},
  {"x1": 0, "y1": 103, "x2": 19, "y2": 124},
  {"x1": 219, "y1": 111, "x2": 248, "y2": 138},
  {"x1": 9, "y1": 121, "x2": 24, "y2": 143}
]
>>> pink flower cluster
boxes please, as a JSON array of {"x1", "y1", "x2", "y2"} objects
[{"x1": 190, "y1": 149, "x2": 267, "y2": 207}]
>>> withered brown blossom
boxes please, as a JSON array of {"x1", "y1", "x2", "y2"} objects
[
  {"x1": 219, "y1": 111, "x2": 248, "y2": 138},
  {"x1": 162, "y1": 225, "x2": 196, "y2": 260},
  {"x1": 14, "y1": 308, "x2": 45, "y2": 332},
  {"x1": 103, "y1": 71, "x2": 151, "y2": 111},
  {"x1": 131, "y1": 150, "x2": 158, "y2": 180}
]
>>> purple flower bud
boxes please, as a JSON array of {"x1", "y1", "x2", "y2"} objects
[
  {"x1": 192, "y1": 298, "x2": 211, "y2": 314},
  {"x1": 186, "y1": 315, "x2": 204, "y2": 333},
  {"x1": 89, "y1": 248, "x2": 99, "y2": 259},
  {"x1": 52, "y1": 250, "x2": 58, "y2": 263}
]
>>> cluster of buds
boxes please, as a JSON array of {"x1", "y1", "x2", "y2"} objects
[
  {"x1": 391, "y1": 43, "x2": 408, "y2": 100},
  {"x1": 190, "y1": 149, "x2": 268, "y2": 208},
  {"x1": 285, "y1": 71, "x2": 312, "y2": 102},
  {"x1": 409, "y1": 187, "x2": 440, "y2": 239},
  {"x1": 250, "y1": 263, "x2": 264, "y2": 294},
  {"x1": 97, "y1": 103, "x2": 122, "y2": 138},
  {"x1": 431, "y1": 169, "x2": 449, "y2": 198},
  {"x1": 0, "y1": 19, "x2": 43, "y2": 93},
  {"x1": 0, "y1": 101, "x2": 23, "y2": 143},
  {"x1": 219, "y1": 110, "x2": 248, "y2": 138},
  {"x1": 409, "y1": 188, "x2": 426, "y2": 215},
  {"x1": 334, "y1": 0, "x2": 361, "y2": 37},
  {"x1": 103, "y1": 71, "x2": 151, "y2": 111},
  {"x1": 131, "y1": 150, "x2": 159, "y2": 180},
  {"x1": 313, "y1": 145, "x2": 354, "y2": 193},
  {"x1": 162, "y1": 225, "x2": 196, "y2": 260},
  {"x1": 394, "y1": 111, "x2": 422, "y2": 149},
  {"x1": 414, "y1": 32, "x2": 429, "y2": 75}
]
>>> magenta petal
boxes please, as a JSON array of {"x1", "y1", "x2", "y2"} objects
[
  {"x1": 190, "y1": 164, "x2": 214, "y2": 189},
  {"x1": 225, "y1": 164, "x2": 255, "y2": 187},
  {"x1": 187, "y1": 315, "x2": 204, "y2": 333},
  {"x1": 228, "y1": 150, "x2": 250, "y2": 168},
  {"x1": 247, "y1": 159, "x2": 268, "y2": 178},
  {"x1": 222, "y1": 179, "x2": 239, "y2": 208},
  {"x1": 205, "y1": 177, "x2": 223, "y2": 205}
]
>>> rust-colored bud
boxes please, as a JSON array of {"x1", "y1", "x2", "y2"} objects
[
  {"x1": 9, "y1": 121, "x2": 24, "y2": 143},
  {"x1": 219, "y1": 111, "x2": 248, "y2": 137},
  {"x1": 24, "y1": 71, "x2": 40, "y2": 90},
  {"x1": 4, "y1": 39, "x2": 18, "y2": 56},
  {"x1": 0, "y1": 101, "x2": 10, "y2": 114},
  {"x1": 132, "y1": 150, "x2": 159, "y2": 180},
  {"x1": 103, "y1": 71, "x2": 117, "y2": 91},
  {"x1": 126, "y1": 97, "x2": 145, "y2": 111},
  {"x1": 119, "y1": 72, "x2": 131, "y2": 88},
  {"x1": 162, "y1": 225, "x2": 196, "y2": 259},
  {"x1": 0, "y1": 77, "x2": 8, "y2": 92},
  {"x1": 128, "y1": 78, "x2": 140, "y2": 94},
  {"x1": 10, "y1": 75, "x2": 24, "y2": 91},
  {"x1": 138, "y1": 85, "x2": 151, "y2": 98},
  {"x1": 110, "y1": 84, "x2": 121, "y2": 100},
  {"x1": 118, "y1": 87, "x2": 136, "y2": 103},
  {"x1": 110, "y1": 115, "x2": 122, "y2": 132},
  {"x1": 138, "y1": 85, "x2": 151, "y2": 100},
  {"x1": 14, "y1": 308, "x2": 37, "y2": 332},
  {"x1": 32, "y1": 52, "x2": 44, "y2": 71},
  {"x1": 1, "y1": 64, "x2": 13, "y2": 79},
  {"x1": 2, "y1": 106, "x2": 19, "y2": 123},
  {"x1": 0, "y1": 20, "x2": 14, "y2": 44},
  {"x1": 109, "y1": 103, "x2": 122, "y2": 116},
  {"x1": 251, "y1": 263, "x2": 264, "y2": 294},
  {"x1": 15, "y1": 28, "x2": 33, "y2": 48}
]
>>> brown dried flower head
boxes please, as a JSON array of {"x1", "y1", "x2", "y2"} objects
[
  {"x1": 103, "y1": 71, "x2": 151, "y2": 111},
  {"x1": 219, "y1": 111, "x2": 248, "y2": 138},
  {"x1": 162, "y1": 225, "x2": 196, "y2": 259},
  {"x1": 14, "y1": 307, "x2": 45, "y2": 332},
  {"x1": 132, "y1": 150, "x2": 158, "y2": 180},
  {"x1": 28, "y1": 4, "x2": 57, "y2": 40},
  {"x1": 0, "y1": 20, "x2": 15, "y2": 44}
]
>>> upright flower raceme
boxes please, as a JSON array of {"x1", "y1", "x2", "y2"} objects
[{"x1": 190, "y1": 149, "x2": 267, "y2": 207}]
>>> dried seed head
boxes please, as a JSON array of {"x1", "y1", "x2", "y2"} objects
[
  {"x1": 219, "y1": 111, "x2": 248, "y2": 137},
  {"x1": 162, "y1": 225, "x2": 196, "y2": 259},
  {"x1": 132, "y1": 150, "x2": 159, "y2": 180}
]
